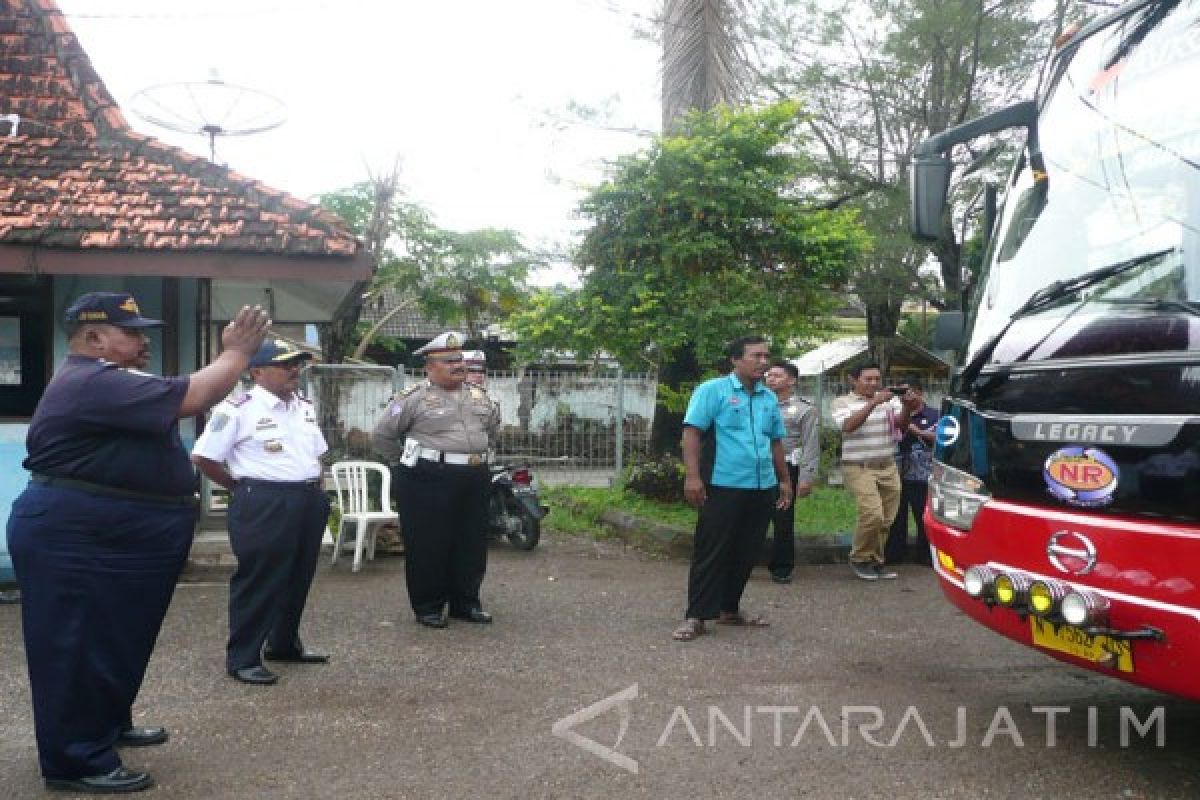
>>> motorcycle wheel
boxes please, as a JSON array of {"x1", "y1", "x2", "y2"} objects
[{"x1": 505, "y1": 497, "x2": 541, "y2": 551}]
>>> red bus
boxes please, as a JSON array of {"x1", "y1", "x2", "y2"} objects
[{"x1": 910, "y1": 0, "x2": 1200, "y2": 699}]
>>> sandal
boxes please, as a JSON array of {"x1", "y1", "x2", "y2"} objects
[
  {"x1": 716, "y1": 612, "x2": 769, "y2": 627},
  {"x1": 672, "y1": 618, "x2": 706, "y2": 641}
]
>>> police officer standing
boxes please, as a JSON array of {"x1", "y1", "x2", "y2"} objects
[
  {"x1": 191, "y1": 340, "x2": 331, "y2": 686},
  {"x1": 7, "y1": 292, "x2": 268, "y2": 794},
  {"x1": 372, "y1": 332, "x2": 500, "y2": 628},
  {"x1": 463, "y1": 349, "x2": 488, "y2": 387}
]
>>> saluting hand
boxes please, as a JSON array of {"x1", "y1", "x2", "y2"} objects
[{"x1": 222, "y1": 305, "x2": 271, "y2": 357}]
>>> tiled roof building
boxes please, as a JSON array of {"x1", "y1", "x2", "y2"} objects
[{"x1": 0, "y1": 0, "x2": 368, "y2": 277}]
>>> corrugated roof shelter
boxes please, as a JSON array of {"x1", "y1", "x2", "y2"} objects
[{"x1": 790, "y1": 336, "x2": 951, "y2": 380}]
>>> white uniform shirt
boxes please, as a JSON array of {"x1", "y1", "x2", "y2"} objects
[{"x1": 192, "y1": 385, "x2": 327, "y2": 481}]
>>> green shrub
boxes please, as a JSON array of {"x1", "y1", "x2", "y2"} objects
[
  {"x1": 819, "y1": 426, "x2": 842, "y2": 482},
  {"x1": 624, "y1": 455, "x2": 686, "y2": 504}
]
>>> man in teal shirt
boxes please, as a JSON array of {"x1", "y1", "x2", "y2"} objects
[{"x1": 673, "y1": 336, "x2": 794, "y2": 641}]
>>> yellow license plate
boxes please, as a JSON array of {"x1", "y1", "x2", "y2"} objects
[{"x1": 1030, "y1": 617, "x2": 1134, "y2": 673}]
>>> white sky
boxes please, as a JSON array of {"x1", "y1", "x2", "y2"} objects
[{"x1": 56, "y1": 0, "x2": 663, "y2": 283}]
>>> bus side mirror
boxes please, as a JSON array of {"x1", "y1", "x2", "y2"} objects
[
  {"x1": 932, "y1": 311, "x2": 965, "y2": 351},
  {"x1": 910, "y1": 153, "x2": 953, "y2": 241}
]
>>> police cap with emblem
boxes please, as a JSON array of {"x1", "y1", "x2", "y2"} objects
[
  {"x1": 64, "y1": 292, "x2": 164, "y2": 329},
  {"x1": 248, "y1": 339, "x2": 314, "y2": 368},
  {"x1": 414, "y1": 331, "x2": 465, "y2": 358}
]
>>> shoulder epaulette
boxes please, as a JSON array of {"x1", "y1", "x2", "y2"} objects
[
  {"x1": 398, "y1": 382, "x2": 424, "y2": 398},
  {"x1": 228, "y1": 392, "x2": 251, "y2": 407}
]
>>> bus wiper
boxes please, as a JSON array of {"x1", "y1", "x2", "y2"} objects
[
  {"x1": 1013, "y1": 247, "x2": 1176, "y2": 317},
  {"x1": 957, "y1": 247, "x2": 1177, "y2": 391},
  {"x1": 1104, "y1": 297, "x2": 1200, "y2": 316}
]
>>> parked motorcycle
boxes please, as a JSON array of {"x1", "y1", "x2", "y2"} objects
[{"x1": 487, "y1": 463, "x2": 548, "y2": 550}]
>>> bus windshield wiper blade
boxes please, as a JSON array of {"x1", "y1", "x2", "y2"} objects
[
  {"x1": 1104, "y1": 297, "x2": 1200, "y2": 316},
  {"x1": 1014, "y1": 247, "x2": 1176, "y2": 318},
  {"x1": 957, "y1": 247, "x2": 1177, "y2": 391}
]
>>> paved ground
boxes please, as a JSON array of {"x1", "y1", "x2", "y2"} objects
[{"x1": 2, "y1": 532, "x2": 1199, "y2": 800}]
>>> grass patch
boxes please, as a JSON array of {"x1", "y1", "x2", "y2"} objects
[{"x1": 542, "y1": 485, "x2": 856, "y2": 537}]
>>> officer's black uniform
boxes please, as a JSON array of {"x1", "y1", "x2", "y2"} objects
[{"x1": 7, "y1": 354, "x2": 197, "y2": 781}]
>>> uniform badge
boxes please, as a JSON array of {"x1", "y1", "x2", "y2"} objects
[
  {"x1": 470, "y1": 388, "x2": 485, "y2": 401},
  {"x1": 264, "y1": 439, "x2": 284, "y2": 453}
]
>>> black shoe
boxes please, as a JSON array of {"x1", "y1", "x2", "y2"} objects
[
  {"x1": 449, "y1": 608, "x2": 493, "y2": 624},
  {"x1": 45, "y1": 767, "x2": 154, "y2": 793},
  {"x1": 416, "y1": 612, "x2": 448, "y2": 629},
  {"x1": 263, "y1": 649, "x2": 329, "y2": 664},
  {"x1": 116, "y1": 726, "x2": 168, "y2": 747},
  {"x1": 769, "y1": 572, "x2": 793, "y2": 584},
  {"x1": 228, "y1": 665, "x2": 279, "y2": 685}
]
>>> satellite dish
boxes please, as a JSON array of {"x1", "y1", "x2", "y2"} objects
[{"x1": 129, "y1": 72, "x2": 287, "y2": 162}]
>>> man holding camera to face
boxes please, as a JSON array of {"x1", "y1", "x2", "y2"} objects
[{"x1": 831, "y1": 363, "x2": 922, "y2": 581}]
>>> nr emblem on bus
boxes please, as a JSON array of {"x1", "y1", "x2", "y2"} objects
[{"x1": 1043, "y1": 446, "x2": 1119, "y2": 508}]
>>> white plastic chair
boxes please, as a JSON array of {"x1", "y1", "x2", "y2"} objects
[{"x1": 329, "y1": 461, "x2": 399, "y2": 573}]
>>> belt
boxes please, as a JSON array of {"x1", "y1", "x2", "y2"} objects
[
  {"x1": 842, "y1": 458, "x2": 896, "y2": 469},
  {"x1": 414, "y1": 445, "x2": 490, "y2": 466},
  {"x1": 237, "y1": 478, "x2": 323, "y2": 489},
  {"x1": 30, "y1": 473, "x2": 199, "y2": 508}
]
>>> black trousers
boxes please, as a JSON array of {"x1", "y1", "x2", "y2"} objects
[
  {"x1": 226, "y1": 482, "x2": 330, "y2": 671},
  {"x1": 393, "y1": 460, "x2": 490, "y2": 617},
  {"x1": 885, "y1": 479, "x2": 931, "y2": 565},
  {"x1": 766, "y1": 463, "x2": 800, "y2": 575},
  {"x1": 7, "y1": 484, "x2": 195, "y2": 780},
  {"x1": 685, "y1": 485, "x2": 776, "y2": 620}
]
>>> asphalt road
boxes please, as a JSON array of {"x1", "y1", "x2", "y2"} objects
[{"x1": 2, "y1": 532, "x2": 1198, "y2": 800}]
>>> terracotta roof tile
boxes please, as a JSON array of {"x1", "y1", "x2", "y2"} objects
[{"x1": 0, "y1": 0, "x2": 364, "y2": 263}]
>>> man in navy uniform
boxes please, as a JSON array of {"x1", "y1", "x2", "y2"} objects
[
  {"x1": 191, "y1": 339, "x2": 331, "y2": 686},
  {"x1": 371, "y1": 332, "x2": 500, "y2": 628},
  {"x1": 7, "y1": 292, "x2": 268, "y2": 794}
]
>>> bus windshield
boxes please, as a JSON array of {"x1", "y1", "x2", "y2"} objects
[{"x1": 966, "y1": 0, "x2": 1200, "y2": 367}]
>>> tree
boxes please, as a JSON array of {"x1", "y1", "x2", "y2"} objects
[
  {"x1": 318, "y1": 182, "x2": 537, "y2": 361},
  {"x1": 508, "y1": 102, "x2": 868, "y2": 449},
  {"x1": 744, "y1": 0, "x2": 1084, "y2": 369},
  {"x1": 319, "y1": 166, "x2": 422, "y2": 364},
  {"x1": 661, "y1": 0, "x2": 747, "y2": 131}
]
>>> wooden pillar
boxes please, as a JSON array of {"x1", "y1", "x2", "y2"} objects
[{"x1": 162, "y1": 277, "x2": 179, "y2": 376}]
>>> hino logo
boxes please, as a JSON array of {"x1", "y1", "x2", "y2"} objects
[{"x1": 1047, "y1": 531, "x2": 1098, "y2": 576}]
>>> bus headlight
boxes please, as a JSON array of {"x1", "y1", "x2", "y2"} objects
[
  {"x1": 1061, "y1": 590, "x2": 1110, "y2": 626},
  {"x1": 1029, "y1": 579, "x2": 1068, "y2": 616},
  {"x1": 994, "y1": 572, "x2": 1031, "y2": 607},
  {"x1": 929, "y1": 461, "x2": 990, "y2": 531},
  {"x1": 963, "y1": 566, "x2": 996, "y2": 599}
]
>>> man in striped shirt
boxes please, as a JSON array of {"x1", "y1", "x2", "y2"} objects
[{"x1": 831, "y1": 363, "x2": 920, "y2": 581}]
